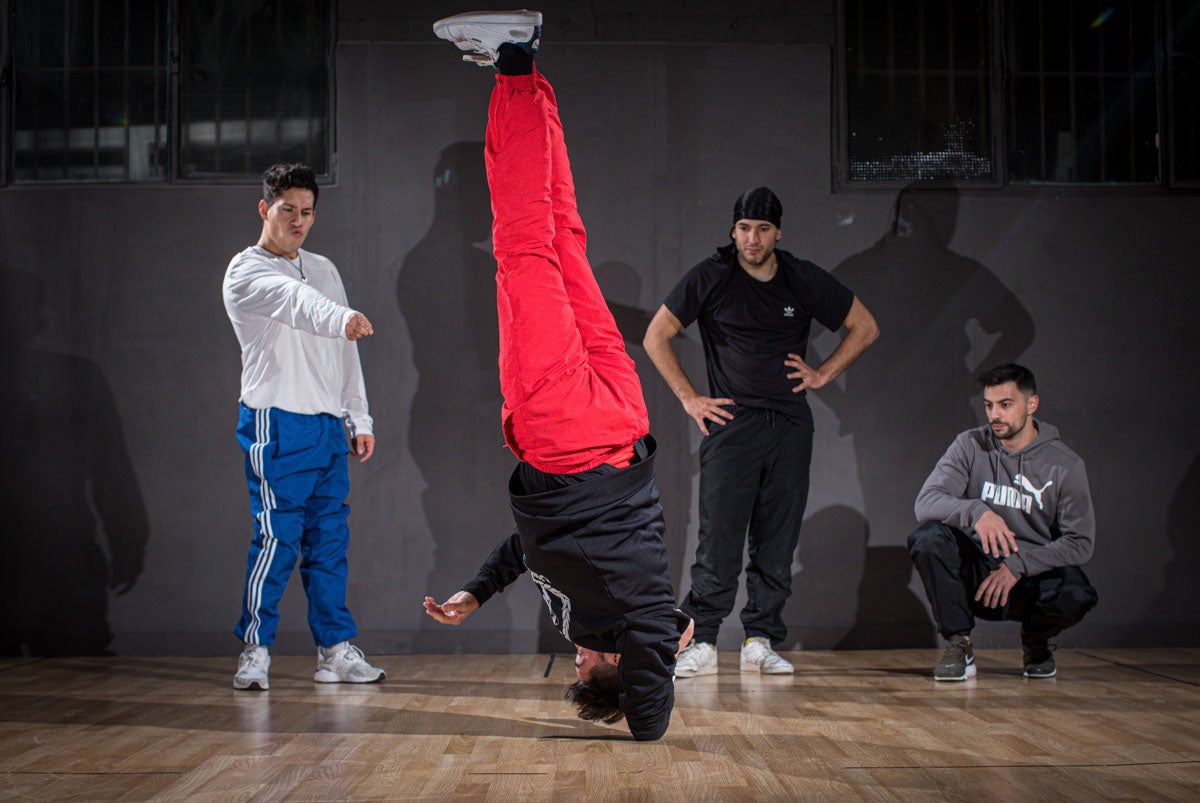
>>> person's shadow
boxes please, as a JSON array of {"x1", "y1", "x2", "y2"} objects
[
  {"x1": 397, "y1": 143, "x2": 517, "y2": 640},
  {"x1": 0, "y1": 268, "x2": 149, "y2": 655},
  {"x1": 1147, "y1": 454, "x2": 1200, "y2": 643},
  {"x1": 825, "y1": 184, "x2": 1035, "y2": 550},
  {"x1": 593, "y1": 260, "x2": 699, "y2": 593},
  {"x1": 834, "y1": 544, "x2": 939, "y2": 649}
]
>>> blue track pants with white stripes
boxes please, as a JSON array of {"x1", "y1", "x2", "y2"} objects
[{"x1": 234, "y1": 403, "x2": 358, "y2": 648}]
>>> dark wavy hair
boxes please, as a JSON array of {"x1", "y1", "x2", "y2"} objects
[
  {"x1": 564, "y1": 662, "x2": 624, "y2": 725},
  {"x1": 977, "y1": 363, "x2": 1036, "y2": 395},
  {"x1": 261, "y1": 163, "x2": 320, "y2": 208}
]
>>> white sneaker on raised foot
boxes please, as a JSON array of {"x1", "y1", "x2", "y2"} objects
[
  {"x1": 675, "y1": 640, "x2": 718, "y2": 677},
  {"x1": 740, "y1": 637, "x2": 794, "y2": 674},
  {"x1": 314, "y1": 641, "x2": 386, "y2": 684},
  {"x1": 433, "y1": 10, "x2": 542, "y2": 67},
  {"x1": 233, "y1": 645, "x2": 270, "y2": 691}
]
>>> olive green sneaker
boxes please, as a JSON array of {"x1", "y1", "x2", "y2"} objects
[{"x1": 934, "y1": 635, "x2": 976, "y2": 681}]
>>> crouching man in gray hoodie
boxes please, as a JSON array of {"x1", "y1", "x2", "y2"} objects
[{"x1": 908, "y1": 363, "x2": 1098, "y2": 681}]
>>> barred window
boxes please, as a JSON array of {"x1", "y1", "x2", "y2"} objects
[
  {"x1": 1007, "y1": 1, "x2": 1159, "y2": 183},
  {"x1": 180, "y1": 0, "x2": 332, "y2": 178},
  {"x1": 5, "y1": 0, "x2": 333, "y2": 184},
  {"x1": 843, "y1": 0, "x2": 995, "y2": 183},
  {"x1": 1168, "y1": 0, "x2": 1200, "y2": 185},
  {"x1": 11, "y1": 0, "x2": 169, "y2": 182},
  {"x1": 840, "y1": 0, "x2": 1200, "y2": 188}
]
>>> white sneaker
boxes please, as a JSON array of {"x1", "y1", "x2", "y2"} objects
[
  {"x1": 433, "y1": 10, "x2": 542, "y2": 67},
  {"x1": 313, "y1": 641, "x2": 386, "y2": 684},
  {"x1": 674, "y1": 640, "x2": 718, "y2": 677},
  {"x1": 233, "y1": 645, "x2": 270, "y2": 691},
  {"x1": 740, "y1": 637, "x2": 794, "y2": 674}
]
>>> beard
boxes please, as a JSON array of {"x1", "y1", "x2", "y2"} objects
[
  {"x1": 738, "y1": 243, "x2": 774, "y2": 267},
  {"x1": 991, "y1": 418, "x2": 1027, "y2": 441}
]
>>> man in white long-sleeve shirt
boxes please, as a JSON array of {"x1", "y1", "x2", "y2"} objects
[{"x1": 222, "y1": 163, "x2": 385, "y2": 691}]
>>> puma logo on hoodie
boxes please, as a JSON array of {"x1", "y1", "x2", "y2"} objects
[{"x1": 980, "y1": 473, "x2": 1054, "y2": 513}]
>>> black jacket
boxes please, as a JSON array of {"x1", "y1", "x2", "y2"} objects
[{"x1": 463, "y1": 436, "x2": 686, "y2": 741}]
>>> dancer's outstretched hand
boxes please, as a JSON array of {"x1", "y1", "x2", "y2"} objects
[{"x1": 423, "y1": 592, "x2": 479, "y2": 625}]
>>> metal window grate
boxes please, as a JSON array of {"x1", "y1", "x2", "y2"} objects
[
  {"x1": 845, "y1": 0, "x2": 994, "y2": 182},
  {"x1": 12, "y1": 0, "x2": 169, "y2": 182},
  {"x1": 1007, "y1": 0, "x2": 1160, "y2": 183},
  {"x1": 178, "y1": 0, "x2": 331, "y2": 178},
  {"x1": 1168, "y1": 0, "x2": 1200, "y2": 185}
]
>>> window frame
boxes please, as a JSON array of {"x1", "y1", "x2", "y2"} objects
[
  {"x1": 833, "y1": 0, "x2": 1006, "y2": 190},
  {"x1": 0, "y1": 0, "x2": 9, "y2": 187},
  {"x1": 0, "y1": 0, "x2": 337, "y2": 187},
  {"x1": 835, "y1": 0, "x2": 1192, "y2": 192},
  {"x1": 1165, "y1": 0, "x2": 1200, "y2": 188}
]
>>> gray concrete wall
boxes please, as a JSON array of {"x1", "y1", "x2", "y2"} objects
[{"x1": 1, "y1": 2, "x2": 1196, "y2": 656}]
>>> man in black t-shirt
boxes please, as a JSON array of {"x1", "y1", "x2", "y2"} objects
[{"x1": 643, "y1": 187, "x2": 879, "y2": 676}]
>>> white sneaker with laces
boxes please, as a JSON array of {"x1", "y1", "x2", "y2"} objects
[
  {"x1": 233, "y1": 645, "x2": 270, "y2": 691},
  {"x1": 433, "y1": 10, "x2": 542, "y2": 67},
  {"x1": 314, "y1": 641, "x2": 386, "y2": 684},
  {"x1": 674, "y1": 640, "x2": 718, "y2": 677},
  {"x1": 740, "y1": 637, "x2": 794, "y2": 674}
]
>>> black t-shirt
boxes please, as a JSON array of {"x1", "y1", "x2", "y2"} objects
[{"x1": 663, "y1": 246, "x2": 854, "y2": 428}]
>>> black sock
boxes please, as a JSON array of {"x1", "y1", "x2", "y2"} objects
[{"x1": 496, "y1": 43, "x2": 534, "y2": 75}]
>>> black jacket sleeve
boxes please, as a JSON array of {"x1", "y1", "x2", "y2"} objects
[
  {"x1": 616, "y1": 608, "x2": 688, "y2": 741},
  {"x1": 462, "y1": 528, "x2": 527, "y2": 606}
]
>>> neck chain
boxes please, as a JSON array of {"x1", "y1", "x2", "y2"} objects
[
  {"x1": 287, "y1": 251, "x2": 307, "y2": 282},
  {"x1": 258, "y1": 245, "x2": 307, "y2": 282}
]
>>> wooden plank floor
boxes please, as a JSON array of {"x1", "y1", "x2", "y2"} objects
[{"x1": 1, "y1": 648, "x2": 1198, "y2": 801}]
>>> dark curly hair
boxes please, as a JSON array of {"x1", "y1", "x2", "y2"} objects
[
  {"x1": 261, "y1": 163, "x2": 320, "y2": 208},
  {"x1": 564, "y1": 661, "x2": 624, "y2": 725}
]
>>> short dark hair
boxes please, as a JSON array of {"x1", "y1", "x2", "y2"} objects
[
  {"x1": 261, "y1": 163, "x2": 319, "y2": 207},
  {"x1": 977, "y1": 363, "x2": 1037, "y2": 395},
  {"x1": 564, "y1": 663, "x2": 624, "y2": 725}
]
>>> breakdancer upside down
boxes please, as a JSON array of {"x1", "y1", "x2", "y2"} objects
[{"x1": 423, "y1": 10, "x2": 694, "y2": 741}]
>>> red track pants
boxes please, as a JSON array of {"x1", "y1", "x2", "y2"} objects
[{"x1": 486, "y1": 69, "x2": 648, "y2": 474}]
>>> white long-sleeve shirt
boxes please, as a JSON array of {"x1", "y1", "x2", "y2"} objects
[{"x1": 222, "y1": 245, "x2": 373, "y2": 436}]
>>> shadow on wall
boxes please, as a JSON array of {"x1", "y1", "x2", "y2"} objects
[
  {"x1": 835, "y1": 545, "x2": 938, "y2": 649},
  {"x1": 530, "y1": 260, "x2": 702, "y2": 653},
  {"x1": 397, "y1": 142, "x2": 517, "y2": 645},
  {"x1": 824, "y1": 184, "x2": 1035, "y2": 549},
  {"x1": 784, "y1": 505, "x2": 935, "y2": 649},
  {"x1": 594, "y1": 260, "x2": 700, "y2": 593},
  {"x1": 535, "y1": 260, "x2": 704, "y2": 653},
  {"x1": 1147, "y1": 454, "x2": 1200, "y2": 644},
  {"x1": 0, "y1": 269, "x2": 149, "y2": 655}
]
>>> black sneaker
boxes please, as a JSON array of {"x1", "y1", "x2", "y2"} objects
[
  {"x1": 934, "y1": 634, "x2": 976, "y2": 681},
  {"x1": 1021, "y1": 632, "x2": 1057, "y2": 678}
]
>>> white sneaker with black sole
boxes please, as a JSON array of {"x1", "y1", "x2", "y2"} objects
[
  {"x1": 314, "y1": 641, "x2": 386, "y2": 684},
  {"x1": 233, "y1": 645, "x2": 270, "y2": 691}
]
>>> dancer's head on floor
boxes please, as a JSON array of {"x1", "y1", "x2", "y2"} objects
[
  {"x1": 565, "y1": 611, "x2": 697, "y2": 725},
  {"x1": 566, "y1": 647, "x2": 624, "y2": 724}
]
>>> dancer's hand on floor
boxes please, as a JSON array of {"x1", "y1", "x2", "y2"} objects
[{"x1": 423, "y1": 592, "x2": 479, "y2": 625}]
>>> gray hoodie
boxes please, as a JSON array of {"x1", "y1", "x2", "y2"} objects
[{"x1": 914, "y1": 419, "x2": 1095, "y2": 578}]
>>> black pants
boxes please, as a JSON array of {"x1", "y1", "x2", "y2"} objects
[
  {"x1": 907, "y1": 521, "x2": 1098, "y2": 640},
  {"x1": 682, "y1": 408, "x2": 813, "y2": 644}
]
